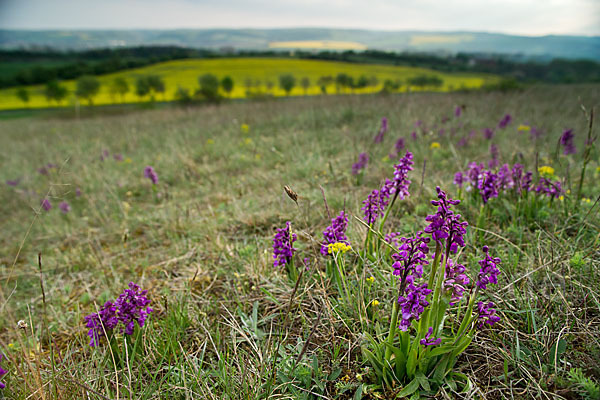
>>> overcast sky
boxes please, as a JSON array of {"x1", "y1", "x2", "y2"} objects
[{"x1": 1, "y1": 0, "x2": 598, "y2": 36}]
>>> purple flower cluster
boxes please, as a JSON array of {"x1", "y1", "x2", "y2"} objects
[
  {"x1": 273, "y1": 221, "x2": 297, "y2": 267},
  {"x1": 424, "y1": 187, "x2": 467, "y2": 253},
  {"x1": 559, "y1": 129, "x2": 576, "y2": 155},
  {"x1": 59, "y1": 201, "x2": 71, "y2": 214},
  {"x1": 420, "y1": 327, "x2": 442, "y2": 346},
  {"x1": 454, "y1": 163, "x2": 561, "y2": 201},
  {"x1": 352, "y1": 153, "x2": 369, "y2": 175},
  {"x1": 391, "y1": 232, "x2": 430, "y2": 285},
  {"x1": 389, "y1": 137, "x2": 405, "y2": 158},
  {"x1": 478, "y1": 170, "x2": 499, "y2": 204},
  {"x1": 488, "y1": 144, "x2": 499, "y2": 168},
  {"x1": 384, "y1": 231, "x2": 402, "y2": 248},
  {"x1": 321, "y1": 211, "x2": 349, "y2": 255},
  {"x1": 144, "y1": 166, "x2": 159, "y2": 184},
  {"x1": 476, "y1": 246, "x2": 501, "y2": 290},
  {"x1": 0, "y1": 354, "x2": 6, "y2": 389},
  {"x1": 374, "y1": 117, "x2": 388, "y2": 143},
  {"x1": 483, "y1": 128, "x2": 494, "y2": 140},
  {"x1": 498, "y1": 114, "x2": 512, "y2": 129},
  {"x1": 41, "y1": 198, "x2": 52, "y2": 211},
  {"x1": 476, "y1": 301, "x2": 501, "y2": 328},
  {"x1": 361, "y1": 152, "x2": 413, "y2": 224},
  {"x1": 535, "y1": 178, "x2": 562, "y2": 199},
  {"x1": 454, "y1": 106, "x2": 462, "y2": 118},
  {"x1": 443, "y1": 258, "x2": 470, "y2": 305},
  {"x1": 84, "y1": 282, "x2": 153, "y2": 347},
  {"x1": 362, "y1": 189, "x2": 381, "y2": 224},
  {"x1": 398, "y1": 283, "x2": 431, "y2": 331},
  {"x1": 100, "y1": 149, "x2": 110, "y2": 162},
  {"x1": 6, "y1": 179, "x2": 19, "y2": 187},
  {"x1": 392, "y1": 152, "x2": 414, "y2": 201}
]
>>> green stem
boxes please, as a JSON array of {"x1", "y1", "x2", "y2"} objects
[
  {"x1": 430, "y1": 245, "x2": 450, "y2": 333},
  {"x1": 455, "y1": 289, "x2": 478, "y2": 339},
  {"x1": 427, "y1": 242, "x2": 442, "y2": 290},
  {"x1": 384, "y1": 300, "x2": 399, "y2": 362}
]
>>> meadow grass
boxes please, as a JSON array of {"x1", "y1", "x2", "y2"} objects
[
  {"x1": 0, "y1": 57, "x2": 499, "y2": 111},
  {"x1": 0, "y1": 85, "x2": 598, "y2": 399}
]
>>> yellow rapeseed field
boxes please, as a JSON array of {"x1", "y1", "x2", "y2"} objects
[{"x1": 0, "y1": 57, "x2": 498, "y2": 110}]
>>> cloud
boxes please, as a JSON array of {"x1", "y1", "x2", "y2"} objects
[{"x1": 0, "y1": 0, "x2": 598, "y2": 35}]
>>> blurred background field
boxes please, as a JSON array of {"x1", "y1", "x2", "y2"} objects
[{"x1": 0, "y1": 57, "x2": 498, "y2": 110}]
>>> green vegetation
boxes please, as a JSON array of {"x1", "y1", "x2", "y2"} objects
[
  {"x1": 75, "y1": 76, "x2": 101, "y2": 105},
  {"x1": 0, "y1": 85, "x2": 598, "y2": 398},
  {"x1": 43, "y1": 80, "x2": 68, "y2": 105},
  {"x1": 197, "y1": 73, "x2": 221, "y2": 101},
  {"x1": 279, "y1": 73, "x2": 296, "y2": 95},
  {"x1": 0, "y1": 57, "x2": 500, "y2": 110},
  {"x1": 1, "y1": 45, "x2": 598, "y2": 94}
]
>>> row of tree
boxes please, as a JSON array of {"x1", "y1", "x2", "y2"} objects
[
  {"x1": 14, "y1": 72, "x2": 445, "y2": 107},
  {"x1": 3, "y1": 46, "x2": 599, "y2": 90}
]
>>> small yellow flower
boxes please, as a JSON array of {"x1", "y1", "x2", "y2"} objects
[
  {"x1": 381, "y1": 155, "x2": 389, "y2": 162},
  {"x1": 366, "y1": 276, "x2": 375, "y2": 284},
  {"x1": 517, "y1": 124, "x2": 531, "y2": 132},
  {"x1": 567, "y1": 189, "x2": 571, "y2": 194},
  {"x1": 582, "y1": 198, "x2": 592, "y2": 204},
  {"x1": 125, "y1": 157, "x2": 132, "y2": 164},
  {"x1": 126, "y1": 191, "x2": 133, "y2": 197},
  {"x1": 206, "y1": 138, "x2": 214, "y2": 145},
  {"x1": 559, "y1": 195, "x2": 564, "y2": 201},
  {"x1": 122, "y1": 201, "x2": 131, "y2": 213},
  {"x1": 8, "y1": 343, "x2": 15, "y2": 349},
  {"x1": 372, "y1": 300, "x2": 380, "y2": 307},
  {"x1": 538, "y1": 166, "x2": 555, "y2": 178},
  {"x1": 255, "y1": 153, "x2": 261, "y2": 160},
  {"x1": 596, "y1": 166, "x2": 600, "y2": 173},
  {"x1": 241, "y1": 123, "x2": 249, "y2": 133},
  {"x1": 244, "y1": 138, "x2": 253, "y2": 145},
  {"x1": 327, "y1": 242, "x2": 352, "y2": 254},
  {"x1": 430, "y1": 142, "x2": 441, "y2": 149}
]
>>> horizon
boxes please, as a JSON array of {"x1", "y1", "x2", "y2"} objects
[
  {"x1": 1, "y1": 0, "x2": 599, "y2": 36},
  {"x1": 1, "y1": 26, "x2": 598, "y2": 39}
]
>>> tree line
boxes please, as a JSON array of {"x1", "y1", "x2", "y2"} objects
[
  {"x1": 15, "y1": 72, "x2": 446, "y2": 107},
  {"x1": 2, "y1": 46, "x2": 598, "y2": 90}
]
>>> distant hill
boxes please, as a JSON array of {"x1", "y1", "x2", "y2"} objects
[{"x1": 1, "y1": 28, "x2": 598, "y2": 61}]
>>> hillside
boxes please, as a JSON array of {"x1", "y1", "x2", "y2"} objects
[
  {"x1": 1, "y1": 28, "x2": 598, "y2": 60},
  {"x1": 0, "y1": 57, "x2": 498, "y2": 110}
]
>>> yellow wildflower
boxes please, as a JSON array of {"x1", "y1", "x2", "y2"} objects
[
  {"x1": 366, "y1": 276, "x2": 375, "y2": 284},
  {"x1": 327, "y1": 242, "x2": 352, "y2": 254},
  {"x1": 241, "y1": 123, "x2": 249, "y2": 133},
  {"x1": 582, "y1": 198, "x2": 592, "y2": 204},
  {"x1": 538, "y1": 166, "x2": 555, "y2": 178},
  {"x1": 517, "y1": 124, "x2": 531, "y2": 132},
  {"x1": 430, "y1": 142, "x2": 441, "y2": 149},
  {"x1": 244, "y1": 138, "x2": 253, "y2": 145},
  {"x1": 255, "y1": 153, "x2": 262, "y2": 160},
  {"x1": 596, "y1": 166, "x2": 600, "y2": 173},
  {"x1": 125, "y1": 157, "x2": 132, "y2": 164},
  {"x1": 122, "y1": 201, "x2": 131, "y2": 213},
  {"x1": 206, "y1": 138, "x2": 214, "y2": 145},
  {"x1": 559, "y1": 195, "x2": 564, "y2": 201},
  {"x1": 372, "y1": 300, "x2": 380, "y2": 307}
]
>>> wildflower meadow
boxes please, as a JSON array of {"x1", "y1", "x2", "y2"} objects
[{"x1": 0, "y1": 84, "x2": 599, "y2": 399}]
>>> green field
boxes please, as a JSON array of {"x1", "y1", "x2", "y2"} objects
[
  {"x1": 0, "y1": 86, "x2": 598, "y2": 398},
  {"x1": 0, "y1": 57, "x2": 498, "y2": 110}
]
